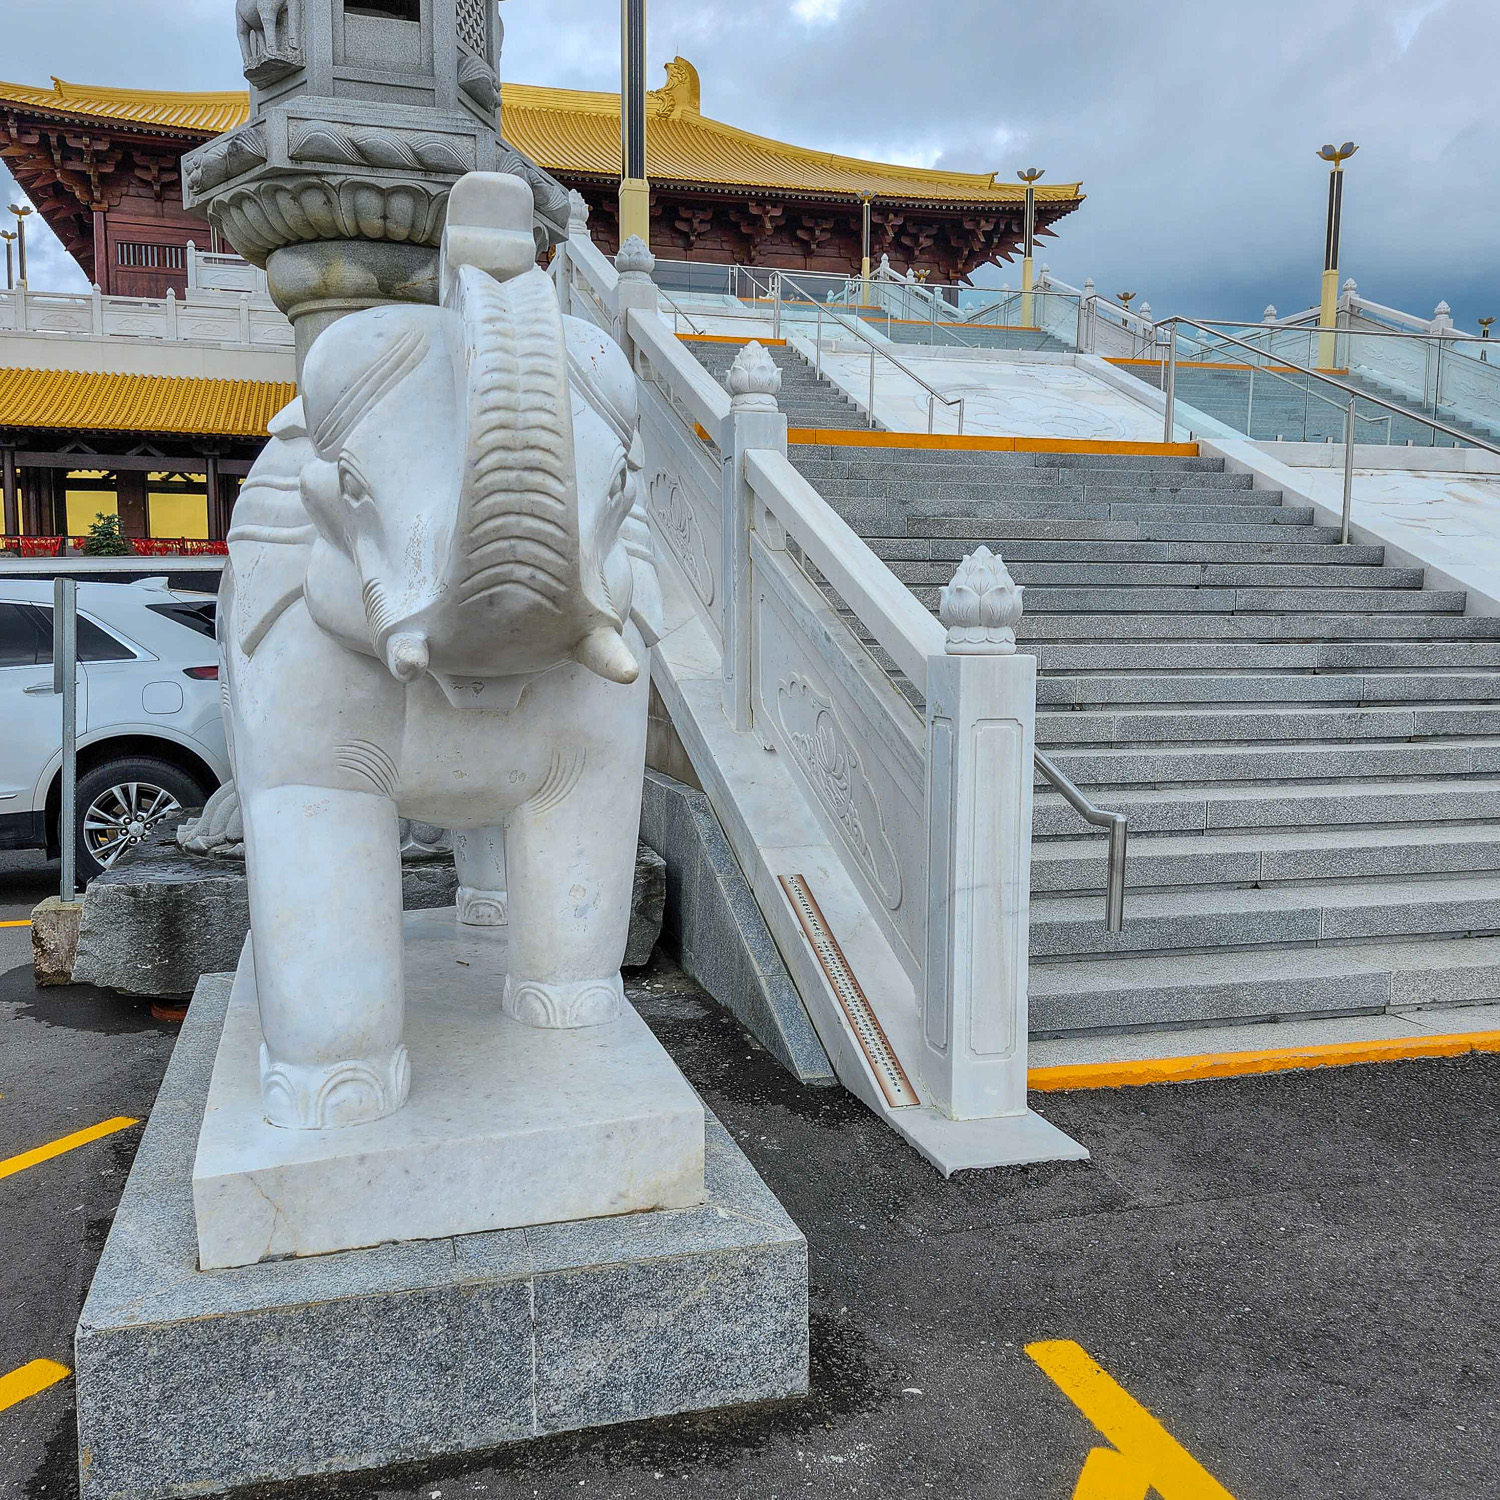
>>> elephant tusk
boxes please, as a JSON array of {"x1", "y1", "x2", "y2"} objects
[
  {"x1": 573, "y1": 627, "x2": 639, "y2": 686},
  {"x1": 386, "y1": 632, "x2": 431, "y2": 683}
]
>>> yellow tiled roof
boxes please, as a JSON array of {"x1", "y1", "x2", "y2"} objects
[
  {"x1": 0, "y1": 65, "x2": 1082, "y2": 206},
  {"x1": 0, "y1": 368, "x2": 294, "y2": 437},
  {"x1": 0, "y1": 77, "x2": 250, "y2": 135},
  {"x1": 506, "y1": 63, "x2": 1082, "y2": 205}
]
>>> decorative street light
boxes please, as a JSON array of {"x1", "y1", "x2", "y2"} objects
[
  {"x1": 1480, "y1": 317, "x2": 1495, "y2": 364},
  {"x1": 1017, "y1": 167, "x2": 1044, "y2": 328},
  {"x1": 8, "y1": 203, "x2": 33, "y2": 286},
  {"x1": 1316, "y1": 141, "x2": 1358, "y2": 369},
  {"x1": 1, "y1": 230, "x2": 15, "y2": 290},
  {"x1": 619, "y1": 0, "x2": 651, "y2": 249},
  {"x1": 859, "y1": 190, "x2": 875, "y2": 302}
]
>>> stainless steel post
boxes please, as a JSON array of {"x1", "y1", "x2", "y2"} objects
[
  {"x1": 773, "y1": 273, "x2": 781, "y2": 340},
  {"x1": 1075, "y1": 296, "x2": 1084, "y2": 352},
  {"x1": 1105, "y1": 814, "x2": 1128, "y2": 934},
  {"x1": 53, "y1": 576, "x2": 78, "y2": 902},
  {"x1": 1246, "y1": 363, "x2": 1256, "y2": 438},
  {"x1": 1341, "y1": 397, "x2": 1356, "y2": 545},
  {"x1": 816, "y1": 303, "x2": 822, "y2": 377},
  {"x1": 927, "y1": 393, "x2": 935, "y2": 434},
  {"x1": 868, "y1": 342, "x2": 876, "y2": 428},
  {"x1": 1162, "y1": 334, "x2": 1177, "y2": 443}
]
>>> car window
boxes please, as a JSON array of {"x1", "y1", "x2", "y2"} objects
[
  {"x1": 0, "y1": 602, "x2": 43, "y2": 667},
  {"x1": 147, "y1": 600, "x2": 218, "y2": 639},
  {"x1": 30, "y1": 605, "x2": 140, "y2": 664}
]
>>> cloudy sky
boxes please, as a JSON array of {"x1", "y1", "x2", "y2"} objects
[{"x1": 3, "y1": 0, "x2": 1494, "y2": 329}]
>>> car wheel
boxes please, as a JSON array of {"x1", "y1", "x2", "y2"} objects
[{"x1": 75, "y1": 758, "x2": 209, "y2": 883}]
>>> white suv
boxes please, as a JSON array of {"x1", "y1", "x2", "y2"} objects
[{"x1": 0, "y1": 577, "x2": 230, "y2": 881}]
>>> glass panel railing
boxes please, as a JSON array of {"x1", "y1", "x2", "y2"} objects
[{"x1": 1177, "y1": 319, "x2": 1500, "y2": 445}]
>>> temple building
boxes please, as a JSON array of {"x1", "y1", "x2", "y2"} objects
[
  {"x1": 1, "y1": 63, "x2": 1083, "y2": 292},
  {"x1": 0, "y1": 61, "x2": 1083, "y2": 545}
]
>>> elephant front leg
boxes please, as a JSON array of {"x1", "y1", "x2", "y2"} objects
[
  {"x1": 454, "y1": 824, "x2": 507, "y2": 928},
  {"x1": 242, "y1": 784, "x2": 410, "y2": 1128},
  {"x1": 502, "y1": 733, "x2": 646, "y2": 1030}
]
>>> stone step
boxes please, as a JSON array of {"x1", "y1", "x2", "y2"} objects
[
  {"x1": 1026, "y1": 935, "x2": 1500, "y2": 1033},
  {"x1": 867, "y1": 520, "x2": 1343, "y2": 544},
  {"x1": 1039, "y1": 737, "x2": 1500, "y2": 788},
  {"x1": 870, "y1": 539, "x2": 1381, "y2": 566},
  {"x1": 904, "y1": 503, "x2": 1316, "y2": 528},
  {"x1": 1036, "y1": 671, "x2": 1500, "y2": 708},
  {"x1": 787, "y1": 446, "x2": 1229, "y2": 473},
  {"x1": 895, "y1": 561, "x2": 1416, "y2": 589},
  {"x1": 1032, "y1": 824, "x2": 1500, "y2": 896},
  {"x1": 1029, "y1": 875, "x2": 1500, "y2": 960},
  {"x1": 1017, "y1": 613, "x2": 1500, "y2": 642},
  {"x1": 812, "y1": 478, "x2": 1280, "y2": 507},
  {"x1": 921, "y1": 586, "x2": 1463, "y2": 615},
  {"x1": 790, "y1": 458, "x2": 1257, "y2": 490},
  {"x1": 1035, "y1": 703, "x2": 1500, "y2": 748},
  {"x1": 1029, "y1": 639, "x2": 1500, "y2": 671},
  {"x1": 1032, "y1": 776, "x2": 1500, "y2": 838}
]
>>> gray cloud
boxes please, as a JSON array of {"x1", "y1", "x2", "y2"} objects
[{"x1": 3, "y1": 0, "x2": 1495, "y2": 329}]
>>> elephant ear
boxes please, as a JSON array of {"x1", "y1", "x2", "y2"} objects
[
  {"x1": 226, "y1": 397, "x2": 318, "y2": 658},
  {"x1": 450, "y1": 263, "x2": 628, "y2": 678}
]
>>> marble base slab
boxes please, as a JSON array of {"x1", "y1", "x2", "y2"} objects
[
  {"x1": 77, "y1": 970, "x2": 809, "y2": 1500},
  {"x1": 194, "y1": 909, "x2": 705, "y2": 1270}
]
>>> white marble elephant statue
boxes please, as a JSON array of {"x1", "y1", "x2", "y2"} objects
[{"x1": 221, "y1": 173, "x2": 660, "y2": 1131}]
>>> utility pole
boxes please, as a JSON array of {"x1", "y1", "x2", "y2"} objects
[{"x1": 619, "y1": 0, "x2": 651, "y2": 248}]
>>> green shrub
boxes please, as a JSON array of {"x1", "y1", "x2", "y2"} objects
[{"x1": 82, "y1": 512, "x2": 131, "y2": 557}]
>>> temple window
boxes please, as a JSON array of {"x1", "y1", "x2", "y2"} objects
[{"x1": 346, "y1": 0, "x2": 421, "y2": 20}]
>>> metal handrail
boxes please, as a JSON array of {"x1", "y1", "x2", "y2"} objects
[
  {"x1": 1156, "y1": 315, "x2": 1500, "y2": 545},
  {"x1": 657, "y1": 285, "x2": 707, "y2": 337},
  {"x1": 1158, "y1": 316, "x2": 1500, "y2": 455},
  {"x1": 775, "y1": 271, "x2": 968, "y2": 434},
  {"x1": 1034, "y1": 751, "x2": 1127, "y2": 933}
]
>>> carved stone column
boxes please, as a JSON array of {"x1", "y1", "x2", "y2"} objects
[{"x1": 185, "y1": 0, "x2": 569, "y2": 372}]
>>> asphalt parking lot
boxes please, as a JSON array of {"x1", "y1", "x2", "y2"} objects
[{"x1": 3, "y1": 847, "x2": 1498, "y2": 1500}]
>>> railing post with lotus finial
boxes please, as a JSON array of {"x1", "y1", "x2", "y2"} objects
[
  {"x1": 722, "y1": 341, "x2": 786, "y2": 731},
  {"x1": 921, "y1": 546, "x2": 1036, "y2": 1121}
]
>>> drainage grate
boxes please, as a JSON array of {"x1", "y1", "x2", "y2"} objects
[{"x1": 779, "y1": 874, "x2": 919, "y2": 1109}]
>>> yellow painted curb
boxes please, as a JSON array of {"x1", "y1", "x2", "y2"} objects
[
  {"x1": 0, "y1": 919, "x2": 32, "y2": 928},
  {"x1": 787, "y1": 429, "x2": 1200, "y2": 457},
  {"x1": 677, "y1": 333, "x2": 788, "y2": 346},
  {"x1": 1027, "y1": 1030, "x2": 1500, "y2": 1092}
]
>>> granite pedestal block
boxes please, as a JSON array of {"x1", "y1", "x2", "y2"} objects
[{"x1": 76, "y1": 969, "x2": 809, "y2": 1500}]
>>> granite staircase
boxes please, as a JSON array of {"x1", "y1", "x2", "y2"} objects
[
  {"x1": 689, "y1": 337, "x2": 1500, "y2": 1035},
  {"x1": 687, "y1": 338, "x2": 876, "y2": 430}
]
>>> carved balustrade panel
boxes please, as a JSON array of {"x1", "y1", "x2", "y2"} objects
[
  {"x1": 750, "y1": 538, "x2": 927, "y2": 983},
  {"x1": 637, "y1": 378, "x2": 725, "y2": 649}
]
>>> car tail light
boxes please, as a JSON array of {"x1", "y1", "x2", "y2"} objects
[{"x1": 183, "y1": 665, "x2": 219, "y2": 680}]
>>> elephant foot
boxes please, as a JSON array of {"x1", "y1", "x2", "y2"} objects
[
  {"x1": 457, "y1": 885, "x2": 508, "y2": 928},
  {"x1": 259, "y1": 1042, "x2": 412, "y2": 1130},
  {"x1": 503, "y1": 972, "x2": 623, "y2": 1030}
]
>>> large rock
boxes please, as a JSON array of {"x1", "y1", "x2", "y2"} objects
[{"x1": 72, "y1": 819, "x2": 666, "y2": 1000}]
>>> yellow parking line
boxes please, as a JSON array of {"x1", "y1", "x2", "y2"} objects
[
  {"x1": 0, "y1": 1359, "x2": 70, "y2": 1413},
  {"x1": 1027, "y1": 1340, "x2": 1238, "y2": 1499},
  {"x1": 0, "y1": 1117, "x2": 138, "y2": 1182},
  {"x1": 0, "y1": 919, "x2": 32, "y2": 928}
]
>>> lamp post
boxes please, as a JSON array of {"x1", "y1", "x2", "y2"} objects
[
  {"x1": 1, "y1": 231, "x2": 14, "y2": 290},
  {"x1": 619, "y1": 0, "x2": 651, "y2": 249},
  {"x1": 1480, "y1": 317, "x2": 1495, "y2": 364},
  {"x1": 1017, "y1": 167, "x2": 1044, "y2": 328},
  {"x1": 9, "y1": 203, "x2": 33, "y2": 286},
  {"x1": 1316, "y1": 141, "x2": 1357, "y2": 370},
  {"x1": 859, "y1": 190, "x2": 874, "y2": 303}
]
